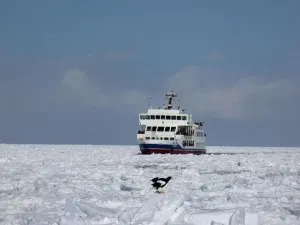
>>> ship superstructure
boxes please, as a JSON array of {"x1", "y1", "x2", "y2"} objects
[{"x1": 137, "y1": 91, "x2": 206, "y2": 154}]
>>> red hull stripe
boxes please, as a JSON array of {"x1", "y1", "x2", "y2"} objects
[{"x1": 140, "y1": 148, "x2": 206, "y2": 155}]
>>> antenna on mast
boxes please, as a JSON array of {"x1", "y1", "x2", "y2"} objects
[{"x1": 145, "y1": 96, "x2": 152, "y2": 109}]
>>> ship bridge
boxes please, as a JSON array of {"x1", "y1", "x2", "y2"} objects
[{"x1": 139, "y1": 109, "x2": 190, "y2": 127}]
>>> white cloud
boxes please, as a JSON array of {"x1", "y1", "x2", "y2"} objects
[
  {"x1": 61, "y1": 66, "x2": 299, "y2": 121},
  {"x1": 62, "y1": 68, "x2": 148, "y2": 111},
  {"x1": 118, "y1": 90, "x2": 147, "y2": 105},
  {"x1": 165, "y1": 65, "x2": 299, "y2": 120},
  {"x1": 62, "y1": 68, "x2": 111, "y2": 108}
]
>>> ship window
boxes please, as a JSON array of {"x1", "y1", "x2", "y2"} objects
[
  {"x1": 166, "y1": 115, "x2": 171, "y2": 120},
  {"x1": 171, "y1": 127, "x2": 176, "y2": 132},
  {"x1": 152, "y1": 126, "x2": 157, "y2": 131},
  {"x1": 161, "y1": 115, "x2": 165, "y2": 119},
  {"x1": 146, "y1": 137, "x2": 150, "y2": 140},
  {"x1": 140, "y1": 115, "x2": 144, "y2": 120},
  {"x1": 151, "y1": 137, "x2": 155, "y2": 140},
  {"x1": 172, "y1": 116, "x2": 176, "y2": 120},
  {"x1": 165, "y1": 127, "x2": 170, "y2": 132},
  {"x1": 196, "y1": 132, "x2": 202, "y2": 137},
  {"x1": 150, "y1": 115, "x2": 155, "y2": 119},
  {"x1": 186, "y1": 140, "x2": 194, "y2": 146},
  {"x1": 156, "y1": 115, "x2": 160, "y2": 119},
  {"x1": 157, "y1": 126, "x2": 164, "y2": 132},
  {"x1": 146, "y1": 126, "x2": 151, "y2": 131},
  {"x1": 170, "y1": 137, "x2": 174, "y2": 140},
  {"x1": 182, "y1": 116, "x2": 187, "y2": 120},
  {"x1": 164, "y1": 137, "x2": 169, "y2": 140},
  {"x1": 177, "y1": 116, "x2": 181, "y2": 120},
  {"x1": 146, "y1": 115, "x2": 150, "y2": 119},
  {"x1": 160, "y1": 137, "x2": 163, "y2": 140}
]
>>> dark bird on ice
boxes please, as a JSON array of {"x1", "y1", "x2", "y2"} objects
[{"x1": 151, "y1": 176, "x2": 172, "y2": 192}]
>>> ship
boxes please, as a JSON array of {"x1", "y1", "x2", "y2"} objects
[{"x1": 137, "y1": 91, "x2": 207, "y2": 155}]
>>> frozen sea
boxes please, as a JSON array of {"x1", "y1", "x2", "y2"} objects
[{"x1": 0, "y1": 144, "x2": 300, "y2": 225}]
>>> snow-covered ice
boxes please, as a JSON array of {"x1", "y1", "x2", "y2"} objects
[{"x1": 0, "y1": 144, "x2": 300, "y2": 225}]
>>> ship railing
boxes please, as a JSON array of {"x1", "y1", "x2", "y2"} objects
[{"x1": 194, "y1": 121, "x2": 204, "y2": 126}]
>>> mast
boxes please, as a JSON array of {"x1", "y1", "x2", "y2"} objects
[
  {"x1": 146, "y1": 96, "x2": 152, "y2": 109},
  {"x1": 165, "y1": 90, "x2": 177, "y2": 109}
]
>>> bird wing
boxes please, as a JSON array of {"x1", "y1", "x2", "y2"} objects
[{"x1": 151, "y1": 177, "x2": 159, "y2": 183}]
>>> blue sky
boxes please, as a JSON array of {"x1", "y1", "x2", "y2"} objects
[{"x1": 1, "y1": 0, "x2": 299, "y2": 146}]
